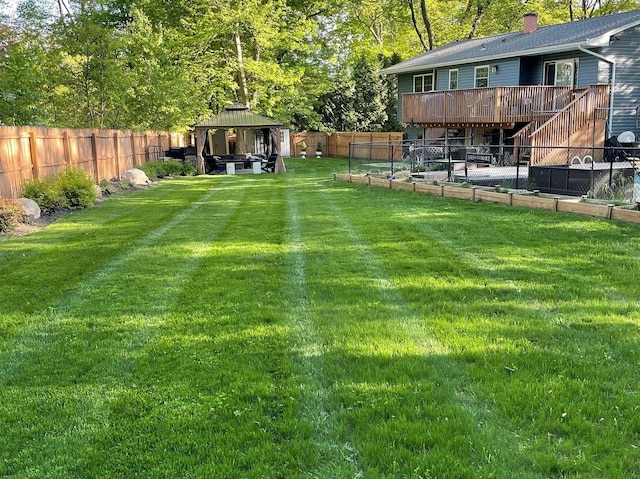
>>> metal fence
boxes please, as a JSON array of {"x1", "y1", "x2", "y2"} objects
[{"x1": 348, "y1": 139, "x2": 640, "y2": 204}]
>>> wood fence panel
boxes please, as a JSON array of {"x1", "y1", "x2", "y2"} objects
[
  {"x1": 68, "y1": 129, "x2": 97, "y2": 180},
  {"x1": 94, "y1": 130, "x2": 117, "y2": 182},
  {"x1": 33, "y1": 127, "x2": 68, "y2": 179},
  {"x1": 118, "y1": 131, "x2": 135, "y2": 175},
  {"x1": 132, "y1": 132, "x2": 147, "y2": 165},
  {"x1": 0, "y1": 127, "x2": 32, "y2": 197},
  {"x1": 0, "y1": 126, "x2": 179, "y2": 198},
  {"x1": 290, "y1": 131, "x2": 404, "y2": 159},
  {"x1": 333, "y1": 133, "x2": 351, "y2": 158}
]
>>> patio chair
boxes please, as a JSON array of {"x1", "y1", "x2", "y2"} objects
[{"x1": 262, "y1": 154, "x2": 277, "y2": 173}]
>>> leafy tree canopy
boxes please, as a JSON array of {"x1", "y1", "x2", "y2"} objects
[{"x1": 0, "y1": 0, "x2": 638, "y2": 131}]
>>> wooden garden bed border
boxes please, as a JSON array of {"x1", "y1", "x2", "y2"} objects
[{"x1": 334, "y1": 174, "x2": 640, "y2": 225}]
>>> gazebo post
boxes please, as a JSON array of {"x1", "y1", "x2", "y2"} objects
[
  {"x1": 196, "y1": 127, "x2": 208, "y2": 174},
  {"x1": 274, "y1": 126, "x2": 286, "y2": 173}
]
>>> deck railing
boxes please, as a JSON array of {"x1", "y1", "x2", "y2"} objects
[
  {"x1": 402, "y1": 86, "x2": 576, "y2": 125},
  {"x1": 526, "y1": 84, "x2": 610, "y2": 165}
]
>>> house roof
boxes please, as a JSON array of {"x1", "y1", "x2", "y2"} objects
[
  {"x1": 382, "y1": 9, "x2": 640, "y2": 75},
  {"x1": 195, "y1": 103, "x2": 282, "y2": 129}
]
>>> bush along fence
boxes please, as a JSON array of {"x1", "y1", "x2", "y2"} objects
[
  {"x1": 0, "y1": 126, "x2": 186, "y2": 199},
  {"x1": 334, "y1": 173, "x2": 640, "y2": 226},
  {"x1": 290, "y1": 132, "x2": 404, "y2": 159}
]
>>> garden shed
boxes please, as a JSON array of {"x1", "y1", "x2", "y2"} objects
[{"x1": 194, "y1": 104, "x2": 285, "y2": 174}]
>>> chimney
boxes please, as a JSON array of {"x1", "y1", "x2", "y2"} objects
[{"x1": 523, "y1": 13, "x2": 538, "y2": 34}]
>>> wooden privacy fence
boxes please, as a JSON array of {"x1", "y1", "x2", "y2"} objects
[
  {"x1": 290, "y1": 132, "x2": 404, "y2": 158},
  {"x1": 0, "y1": 126, "x2": 185, "y2": 198}
]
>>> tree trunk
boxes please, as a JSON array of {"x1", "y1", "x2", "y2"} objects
[
  {"x1": 419, "y1": 0, "x2": 434, "y2": 50},
  {"x1": 233, "y1": 31, "x2": 249, "y2": 105},
  {"x1": 467, "y1": 2, "x2": 489, "y2": 39},
  {"x1": 407, "y1": 0, "x2": 428, "y2": 51},
  {"x1": 569, "y1": 0, "x2": 575, "y2": 21}
]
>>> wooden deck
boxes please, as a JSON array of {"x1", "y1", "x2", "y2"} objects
[{"x1": 402, "y1": 86, "x2": 581, "y2": 126}]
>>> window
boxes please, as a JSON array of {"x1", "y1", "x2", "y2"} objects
[
  {"x1": 474, "y1": 66, "x2": 489, "y2": 88},
  {"x1": 544, "y1": 59, "x2": 579, "y2": 87},
  {"x1": 449, "y1": 69, "x2": 459, "y2": 90},
  {"x1": 413, "y1": 72, "x2": 435, "y2": 93}
]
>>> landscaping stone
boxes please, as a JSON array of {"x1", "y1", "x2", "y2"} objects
[
  {"x1": 124, "y1": 168, "x2": 151, "y2": 186},
  {"x1": 16, "y1": 197, "x2": 40, "y2": 220},
  {"x1": 93, "y1": 184, "x2": 103, "y2": 199}
]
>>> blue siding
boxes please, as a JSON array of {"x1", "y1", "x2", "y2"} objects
[
  {"x1": 436, "y1": 59, "x2": 520, "y2": 89},
  {"x1": 436, "y1": 69, "x2": 449, "y2": 90},
  {"x1": 488, "y1": 58, "x2": 520, "y2": 87},
  {"x1": 397, "y1": 73, "x2": 414, "y2": 122},
  {"x1": 521, "y1": 52, "x2": 599, "y2": 86},
  {"x1": 601, "y1": 25, "x2": 640, "y2": 135}
]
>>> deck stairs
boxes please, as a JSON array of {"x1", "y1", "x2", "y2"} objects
[{"x1": 512, "y1": 84, "x2": 610, "y2": 165}]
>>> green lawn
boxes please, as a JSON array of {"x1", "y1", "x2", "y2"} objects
[{"x1": 1, "y1": 158, "x2": 639, "y2": 478}]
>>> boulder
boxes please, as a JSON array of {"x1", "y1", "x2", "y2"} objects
[
  {"x1": 124, "y1": 168, "x2": 151, "y2": 186},
  {"x1": 16, "y1": 197, "x2": 41, "y2": 220}
]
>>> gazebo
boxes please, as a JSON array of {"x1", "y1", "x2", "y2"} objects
[{"x1": 194, "y1": 104, "x2": 285, "y2": 174}]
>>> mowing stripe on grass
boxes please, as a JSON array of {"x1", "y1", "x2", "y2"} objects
[
  {"x1": 0, "y1": 177, "x2": 245, "y2": 385},
  {"x1": 309, "y1": 187, "x2": 543, "y2": 476},
  {"x1": 0, "y1": 177, "x2": 255, "y2": 476},
  {"x1": 0, "y1": 180, "x2": 195, "y2": 272},
  {"x1": 284, "y1": 179, "x2": 363, "y2": 477}
]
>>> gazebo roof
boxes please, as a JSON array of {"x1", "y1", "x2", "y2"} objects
[{"x1": 195, "y1": 103, "x2": 282, "y2": 129}]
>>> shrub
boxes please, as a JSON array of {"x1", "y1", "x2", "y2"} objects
[
  {"x1": 21, "y1": 177, "x2": 62, "y2": 210},
  {"x1": 180, "y1": 162, "x2": 197, "y2": 176},
  {"x1": 160, "y1": 159, "x2": 185, "y2": 177},
  {"x1": 55, "y1": 168, "x2": 96, "y2": 208},
  {"x1": 0, "y1": 198, "x2": 25, "y2": 234},
  {"x1": 139, "y1": 160, "x2": 196, "y2": 179},
  {"x1": 138, "y1": 161, "x2": 161, "y2": 179}
]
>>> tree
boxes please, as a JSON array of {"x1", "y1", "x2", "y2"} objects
[{"x1": 316, "y1": 56, "x2": 395, "y2": 132}]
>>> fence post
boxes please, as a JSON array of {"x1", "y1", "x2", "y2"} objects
[
  {"x1": 114, "y1": 132, "x2": 121, "y2": 179},
  {"x1": 348, "y1": 142, "x2": 352, "y2": 174},
  {"x1": 390, "y1": 144, "x2": 394, "y2": 175},
  {"x1": 516, "y1": 149, "x2": 520, "y2": 188},
  {"x1": 63, "y1": 130, "x2": 72, "y2": 169},
  {"x1": 91, "y1": 130, "x2": 99, "y2": 182},
  {"x1": 29, "y1": 131, "x2": 39, "y2": 179},
  {"x1": 130, "y1": 132, "x2": 137, "y2": 166},
  {"x1": 609, "y1": 155, "x2": 614, "y2": 187}
]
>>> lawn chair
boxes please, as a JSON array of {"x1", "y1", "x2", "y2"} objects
[
  {"x1": 262, "y1": 154, "x2": 277, "y2": 173},
  {"x1": 204, "y1": 155, "x2": 225, "y2": 174},
  {"x1": 604, "y1": 136, "x2": 629, "y2": 162}
]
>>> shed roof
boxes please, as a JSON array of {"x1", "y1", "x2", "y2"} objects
[
  {"x1": 195, "y1": 104, "x2": 282, "y2": 129},
  {"x1": 382, "y1": 9, "x2": 640, "y2": 75}
]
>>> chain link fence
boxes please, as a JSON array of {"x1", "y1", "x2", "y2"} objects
[{"x1": 349, "y1": 139, "x2": 640, "y2": 204}]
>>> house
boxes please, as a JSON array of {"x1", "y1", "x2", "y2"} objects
[{"x1": 382, "y1": 10, "x2": 640, "y2": 165}]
